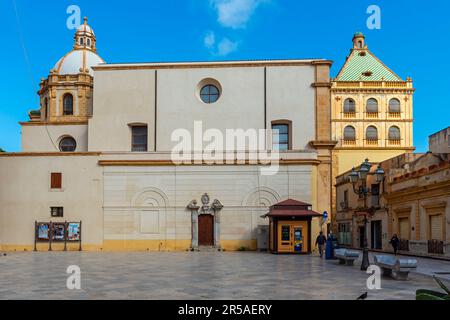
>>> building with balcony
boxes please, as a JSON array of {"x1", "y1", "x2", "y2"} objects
[
  {"x1": 331, "y1": 33, "x2": 416, "y2": 227},
  {"x1": 335, "y1": 128, "x2": 450, "y2": 258}
]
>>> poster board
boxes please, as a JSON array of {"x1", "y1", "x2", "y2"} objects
[{"x1": 34, "y1": 221, "x2": 82, "y2": 251}]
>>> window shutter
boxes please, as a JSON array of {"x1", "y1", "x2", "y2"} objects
[
  {"x1": 51, "y1": 173, "x2": 62, "y2": 189},
  {"x1": 430, "y1": 215, "x2": 442, "y2": 240}
]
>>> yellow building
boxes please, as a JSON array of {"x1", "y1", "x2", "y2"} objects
[{"x1": 331, "y1": 32, "x2": 415, "y2": 223}]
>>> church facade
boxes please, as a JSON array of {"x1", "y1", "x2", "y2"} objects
[{"x1": 0, "y1": 19, "x2": 335, "y2": 251}]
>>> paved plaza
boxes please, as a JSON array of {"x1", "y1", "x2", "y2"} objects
[{"x1": 0, "y1": 250, "x2": 449, "y2": 300}]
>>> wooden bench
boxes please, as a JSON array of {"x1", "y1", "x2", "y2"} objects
[
  {"x1": 334, "y1": 249, "x2": 360, "y2": 266},
  {"x1": 374, "y1": 255, "x2": 417, "y2": 280}
]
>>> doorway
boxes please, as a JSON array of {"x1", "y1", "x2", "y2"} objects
[
  {"x1": 359, "y1": 226, "x2": 365, "y2": 248},
  {"x1": 198, "y1": 214, "x2": 214, "y2": 246},
  {"x1": 371, "y1": 220, "x2": 382, "y2": 249}
]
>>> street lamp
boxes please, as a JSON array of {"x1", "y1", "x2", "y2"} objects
[{"x1": 347, "y1": 159, "x2": 385, "y2": 271}]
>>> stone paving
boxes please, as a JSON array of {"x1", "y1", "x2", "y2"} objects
[{"x1": 0, "y1": 251, "x2": 449, "y2": 300}]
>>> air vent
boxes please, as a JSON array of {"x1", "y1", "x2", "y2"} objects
[
  {"x1": 362, "y1": 71, "x2": 373, "y2": 77},
  {"x1": 359, "y1": 51, "x2": 366, "y2": 56}
]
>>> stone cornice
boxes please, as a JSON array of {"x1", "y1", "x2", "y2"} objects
[
  {"x1": 386, "y1": 179, "x2": 450, "y2": 203},
  {"x1": 98, "y1": 159, "x2": 321, "y2": 166},
  {"x1": 19, "y1": 121, "x2": 89, "y2": 126},
  {"x1": 308, "y1": 140, "x2": 338, "y2": 149},
  {"x1": 0, "y1": 152, "x2": 100, "y2": 157},
  {"x1": 311, "y1": 82, "x2": 332, "y2": 88},
  {"x1": 331, "y1": 88, "x2": 415, "y2": 94},
  {"x1": 334, "y1": 146, "x2": 416, "y2": 151},
  {"x1": 332, "y1": 119, "x2": 414, "y2": 123},
  {"x1": 93, "y1": 59, "x2": 332, "y2": 71}
]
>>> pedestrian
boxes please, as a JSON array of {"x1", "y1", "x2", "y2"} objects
[
  {"x1": 390, "y1": 234, "x2": 400, "y2": 255},
  {"x1": 315, "y1": 231, "x2": 327, "y2": 258}
]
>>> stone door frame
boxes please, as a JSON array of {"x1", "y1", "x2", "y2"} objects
[{"x1": 187, "y1": 194, "x2": 223, "y2": 250}]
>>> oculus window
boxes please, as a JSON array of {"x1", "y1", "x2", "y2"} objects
[
  {"x1": 200, "y1": 85, "x2": 220, "y2": 104},
  {"x1": 59, "y1": 137, "x2": 76, "y2": 152}
]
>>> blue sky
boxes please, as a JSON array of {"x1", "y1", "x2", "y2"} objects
[{"x1": 1, "y1": 0, "x2": 449, "y2": 152}]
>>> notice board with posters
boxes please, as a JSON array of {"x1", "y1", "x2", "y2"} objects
[{"x1": 34, "y1": 221, "x2": 82, "y2": 251}]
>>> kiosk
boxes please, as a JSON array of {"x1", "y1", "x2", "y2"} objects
[{"x1": 265, "y1": 199, "x2": 322, "y2": 254}]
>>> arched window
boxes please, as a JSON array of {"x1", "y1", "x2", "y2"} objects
[
  {"x1": 79, "y1": 37, "x2": 84, "y2": 45},
  {"x1": 63, "y1": 94, "x2": 73, "y2": 115},
  {"x1": 366, "y1": 126, "x2": 378, "y2": 141},
  {"x1": 366, "y1": 98, "x2": 378, "y2": 113},
  {"x1": 87, "y1": 38, "x2": 91, "y2": 46},
  {"x1": 343, "y1": 126, "x2": 356, "y2": 141},
  {"x1": 59, "y1": 136, "x2": 77, "y2": 152},
  {"x1": 389, "y1": 98, "x2": 401, "y2": 113},
  {"x1": 388, "y1": 126, "x2": 401, "y2": 141},
  {"x1": 343, "y1": 98, "x2": 356, "y2": 113}
]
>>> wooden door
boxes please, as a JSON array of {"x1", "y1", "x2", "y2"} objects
[
  {"x1": 198, "y1": 214, "x2": 214, "y2": 246},
  {"x1": 399, "y1": 217, "x2": 409, "y2": 240}
]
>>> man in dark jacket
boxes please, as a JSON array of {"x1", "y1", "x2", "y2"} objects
[
  {"x1": 390, "y1": 234, "x2": 400, "y2": 255},
  {"x1": 315, "y1": 231, "x2": 327, "y2": 258}
]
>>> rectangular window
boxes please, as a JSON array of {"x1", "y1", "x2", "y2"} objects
[
  {"x1": 338, "y1": 223, "x2": 351, "y2": 246},
  {"x1": 371, "y1": 184, "x2": 380, "y2": 207},
  {"x1": 343, "y1": 190, "x2": 348, "y2": 209},
  {"x1": 50, "y1": 207, "x2": 64, "y2": 217},
  {"x1": 281, "y1": 225, "x2": 290, "y2": 241},
  {"x1": 131, "y1": 126, "x2": 148, "y2": 152},
  {"x1": 272, "y1": 124, "x2": 290, "y2": 151},
  {"x1": 50, "y1": 172, "x2": 62, "y2": 189}
]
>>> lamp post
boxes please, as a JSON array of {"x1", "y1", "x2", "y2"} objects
[{"x1": 347, "y1": 159, "x2": 385, "y2": 270}]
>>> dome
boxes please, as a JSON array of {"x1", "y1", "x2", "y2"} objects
[
  {"x1": 77, "y1": 21, "x2": 95, "y2": 36},
  {"x1": 52, "y1": 17, "x2": 104, "y2": 76},
  {"x1": 53, "y1": 49, "x2": 104, "y2": 76}
]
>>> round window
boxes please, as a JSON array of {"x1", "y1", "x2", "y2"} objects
[
  {"x1": 200, "y1": 84, "x2": 220, "y2": 104},
  {"x1": 59, "y1": 137, "x2": 77, "y2": 152}
]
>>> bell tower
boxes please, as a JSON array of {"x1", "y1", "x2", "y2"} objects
[
  {"x1": 74, "y1": 17, "x2": 97, "y2": 52},
  {"x1": 352, "y1": 32, "x2": 366, "y2": 49}
]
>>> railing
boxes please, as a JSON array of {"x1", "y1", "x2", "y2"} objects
[
  {"x1": 342, "y1": 139, "x2": 356, "y2": 146},
  {"x1": 399, "y1": 239, "x2": 409, "y2": 251},
  {"x1": 428, "y1": 240, "x2": 444, "y2": 254},
  {"x1": 334, "y1": 81, "x2": 411, "y2": 88},
  {"x1": 343, "y1": 112, "x2": 356, "y2": 118},
  {"x1": 365, "y1": 112, "x2": 379, "y2": 118},
  {"x1": 387, "y1": 139, "x2": 401, "y2": 146},
  {"x1": 388, "y1": 112, "x2": 401, "y2": 118},
  {"x1": 131, "y1": 145, "x2": 148, "y2": 152},
  {"x1": 364, "y1": 139, "x2": 379, "y2": 146}
]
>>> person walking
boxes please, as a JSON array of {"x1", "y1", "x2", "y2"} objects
[
  {"x1": 315, "y1": 231, "x2": 327, "y2": 258},
  {"x1": 390, "y1": 234, "x2": 400, "y2": 255}
]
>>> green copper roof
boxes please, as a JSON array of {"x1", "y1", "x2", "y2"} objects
[
  {"x1": 29, "y1": 109, "x2": 41, "y2": 116},
  {"x1": 336, "y1": 50, "x2": 402, "y2": 82}
]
